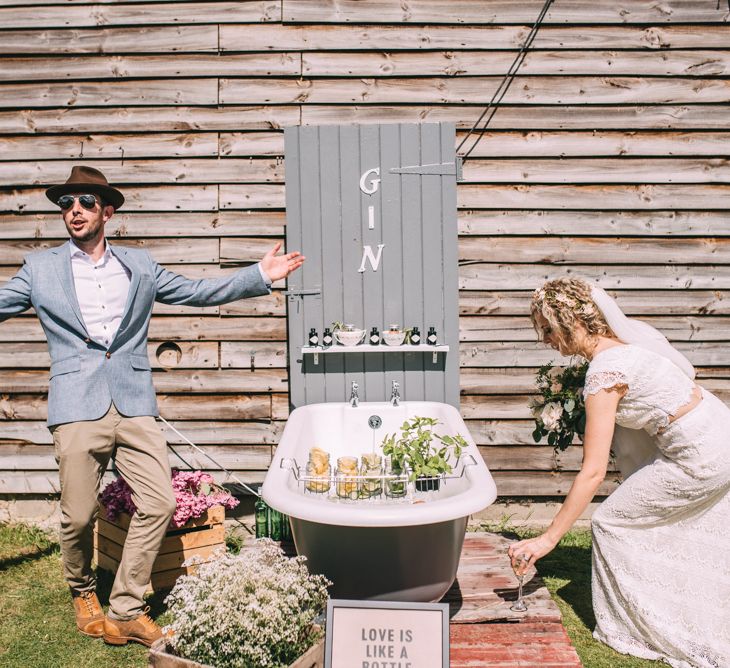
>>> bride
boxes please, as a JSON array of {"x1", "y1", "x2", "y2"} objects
[{"x1": 509, "y1": 277, "x2": 730, "y2": 668}]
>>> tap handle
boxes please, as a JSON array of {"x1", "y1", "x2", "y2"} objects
[
  {"x1": 351, "y1": 381, "x2": 359, "y2": 394},
  {"x1": 392, "y1": 380, "x2": 399, "y2": 392}
]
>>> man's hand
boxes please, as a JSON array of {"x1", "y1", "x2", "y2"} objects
[{"x1": 260, "y1": 242, "x2": 305, "y2": 282}]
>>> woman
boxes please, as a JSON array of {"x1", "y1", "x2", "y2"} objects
[{"x1": 509, "y1": 277, "x2": 729, "y2": 668}]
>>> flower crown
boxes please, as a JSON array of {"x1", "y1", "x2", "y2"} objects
[{"x1": 534, "y1": 287, "x2": 590, "y2": 310}]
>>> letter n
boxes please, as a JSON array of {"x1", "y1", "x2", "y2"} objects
[{"x1": 358, "y1": 244, "x2": 385, "y2": 273}]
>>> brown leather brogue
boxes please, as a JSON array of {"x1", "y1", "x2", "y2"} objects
[
  {"x1": 102, "y1": 607, "x2": 164, "y2": 647},
  {"x1": 72, "y1": 591, "x2": 105, "y2": 638}
]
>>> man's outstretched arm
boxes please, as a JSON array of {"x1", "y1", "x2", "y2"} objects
[
  {"x1": 154, "y1": 242, "x2": 305, "y2": 306},
  {"x1": 0, "y1": 262, "x2": 33, "y2": 323}
]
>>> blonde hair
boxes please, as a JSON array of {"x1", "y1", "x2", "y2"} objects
[{"x1": 530, "y1": 277, "x2": 614, "y2": 353}]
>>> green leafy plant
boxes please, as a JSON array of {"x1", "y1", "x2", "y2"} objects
[
  {"x1": 381, "y1": 416, "x2": 466, "y2": 482},
  {"x1": 530, "y1": 361, "x2": 589, "y2": 452}
]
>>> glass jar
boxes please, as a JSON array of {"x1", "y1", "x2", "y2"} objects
[
  {"x1": 383, "y1": 324, "x2": 406, "y2": 346},
  {"x1": 360, "y1": 453, "x2": 383, "y2": 498},
  {"x1": 305, "y1": 447, "x2": 331, "y2": 493},
  {"x1": 385, "y1": 457, "x2": 407, "y2": 498},
  {"x1": 336, "y1": 456, "x2": 360, "y2": 499}
]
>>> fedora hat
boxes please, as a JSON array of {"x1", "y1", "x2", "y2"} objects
[{"x1": 45, "y1": 165, "x2": 125, "y2": 210}]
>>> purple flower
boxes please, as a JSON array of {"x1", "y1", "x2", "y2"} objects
[{"x1": 99, "y1": 469, "x2": 239, "y2": 528}]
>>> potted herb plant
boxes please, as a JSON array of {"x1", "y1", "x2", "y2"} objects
[
  {"x1": 381, "y1": 417, "x2": 466, "y2": 492},
  {"x1": 380, "y1": 432, "x2": 407, "y2": 497}
]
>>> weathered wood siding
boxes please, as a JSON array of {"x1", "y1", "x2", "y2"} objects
[{"x1": 1, "y1": 0, "x2": 729, "y2": 498}]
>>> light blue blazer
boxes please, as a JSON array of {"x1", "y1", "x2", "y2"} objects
[{"x1": 0, "y1": 243, "x2": 271, "y2": 427}]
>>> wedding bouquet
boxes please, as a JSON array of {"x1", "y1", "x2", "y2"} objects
[
  {"x1": 530, "y1": 361, "x2": 589, "y2": 451},
  {"x1": 100, "y1": 468, "x2": 239, "y2": 529}
]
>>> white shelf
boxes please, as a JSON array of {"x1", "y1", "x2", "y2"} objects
[
  {"x1": 302, "y1": 344, "x2": 448, "y2": 354},
  {"x1": 301, "y1": 344, "x2": 448, "y2": 365}
]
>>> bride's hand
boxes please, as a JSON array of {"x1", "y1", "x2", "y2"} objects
[{"x1": 507, "y1": 533, "x2": 558, "y2": 576}]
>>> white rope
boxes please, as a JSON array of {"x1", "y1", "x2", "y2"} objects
[{"x1": 158, "y1": 415, "x2": 261, "y2": 498}]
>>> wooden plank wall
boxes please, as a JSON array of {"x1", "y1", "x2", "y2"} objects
[{"x1": 1, "y1": 0, "x2": 729, "y2": 499}]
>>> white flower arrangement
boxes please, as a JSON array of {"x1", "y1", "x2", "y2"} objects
[
  {"x1": 539, "y1": 401, "x2": 564, "y2": 432},
  {"x1": 530, "y1": 361, "x2": 589, "y2": 451},
  {"x1": 163, "y1": 539, "x2": 331, "y2": 668}
]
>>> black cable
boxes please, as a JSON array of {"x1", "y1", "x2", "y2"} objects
[
  {"x1": 457, "y1": 0, "x2": 553, "y2": 158},
  {"x1": 456, "y1": 0, "x2": 555, "y2": 160}
]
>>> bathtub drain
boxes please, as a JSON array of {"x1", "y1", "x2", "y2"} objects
[{"x1": 368, "y1": 415, "x2": 382, "y2": 429}]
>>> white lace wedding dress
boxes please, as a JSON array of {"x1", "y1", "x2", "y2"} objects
[{"x1": 584, "y1": 344, "x2": 730, "y2": 668}]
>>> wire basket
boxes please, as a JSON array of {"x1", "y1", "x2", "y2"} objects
[{"x1": 280, "y1": 454, "x2": 478, "y2": 504}]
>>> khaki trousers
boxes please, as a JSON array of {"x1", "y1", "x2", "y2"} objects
[{"x1": 51, "y1": 404, "x2": 176, "y2": 620}]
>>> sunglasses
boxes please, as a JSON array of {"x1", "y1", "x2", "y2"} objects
[{"x1": 57, "y1": 194, "x2": 99, "y2": 210}]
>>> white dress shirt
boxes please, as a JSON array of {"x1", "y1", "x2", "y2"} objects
[
  {"x1": 69, "y1": 240, "x2": 131, "y2": 347},
  {"x1": 70, "y1": 239, "x2": 272, "y2": 348}
]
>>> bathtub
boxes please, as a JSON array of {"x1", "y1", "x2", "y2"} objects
[{"x1": 261, "y1": 401, "x2": 497, "y2": 601}]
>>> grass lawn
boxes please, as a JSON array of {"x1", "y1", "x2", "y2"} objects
[
  {"x1": 0, "y1": 523, "x2": 664, "y2": 668},
  {"x1": 509, "y1": 527, "x2": 664, "y2": 668},
  {"x1": 0, "y1": 524, "x2": 158, "y2": 668}
]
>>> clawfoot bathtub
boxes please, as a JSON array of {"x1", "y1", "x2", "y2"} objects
[{"x1": 262, "y1": 401, "x2": 497, "y2": 601}]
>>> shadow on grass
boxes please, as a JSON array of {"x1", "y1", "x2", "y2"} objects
[
  {"x1": 537, "y1": 543, "x2": 595, "y2": 629},
  {"x1": 0, "y1": 543, "x2": 59, "y2": 571}
]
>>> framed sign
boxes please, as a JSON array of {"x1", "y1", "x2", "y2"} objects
[{"x1": 324, "y1": 599, "x2": 450, "y2": 668}]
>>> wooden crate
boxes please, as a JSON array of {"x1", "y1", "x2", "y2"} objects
[
  {"x1": 94, "y1": 504, "x2": 226, "y2": 593},
  {"x1": 149, "y1": 636, "x2": 324, "y2": 668}
]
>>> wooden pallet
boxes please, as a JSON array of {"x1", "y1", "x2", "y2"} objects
[
  {"x1": 450, "y1": 622, "x2": 582, "y2": 668},
  {"x1": 94, "y1": 504, "x2": 225, "y2": 593},
  {"x1": 445, "y1": 531, "x2": 562, "y2": 624},
  {"x1": 447, "y1": 532, "x2": 582, "y2": 667}
]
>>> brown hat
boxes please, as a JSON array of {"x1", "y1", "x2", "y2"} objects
[{"x1": 45, "y1": 165, "x2": 124, "y2": 210}]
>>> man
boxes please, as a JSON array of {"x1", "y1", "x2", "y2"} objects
[{"x1": 0, "y1": 166, "x2": 304, "y2": 646}]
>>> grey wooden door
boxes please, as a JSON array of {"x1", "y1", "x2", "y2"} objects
[{"x1": 285, "y1": 122, "x2": 459, "y2": 408}]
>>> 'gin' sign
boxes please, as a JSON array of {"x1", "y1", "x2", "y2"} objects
[
  {"x1": 284, "y1": 122, "x2": 460, "y2": 408},
  {"x1": 359, "y1": 166, "x2": 384, "y2": 273}
]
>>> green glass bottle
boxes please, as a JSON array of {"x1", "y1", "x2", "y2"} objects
[
  {"x1": 254, "y1": 498, "x2": 269, "y2": 538},
  {"x1": 269, "y1": 509, "x2": 283, "y2": 541}
]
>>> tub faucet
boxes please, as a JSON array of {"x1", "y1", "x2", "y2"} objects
[
  {"x1": 390, "y1": 380, "x2": 400, "y2": 407},
  {"x1": 350, "y1": 381, "x2": 359, "y2": 407}
]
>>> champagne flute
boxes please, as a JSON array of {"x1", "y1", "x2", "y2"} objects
[{"x1": 510, "y1": 553, "x2": 529, "y2": 612}]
